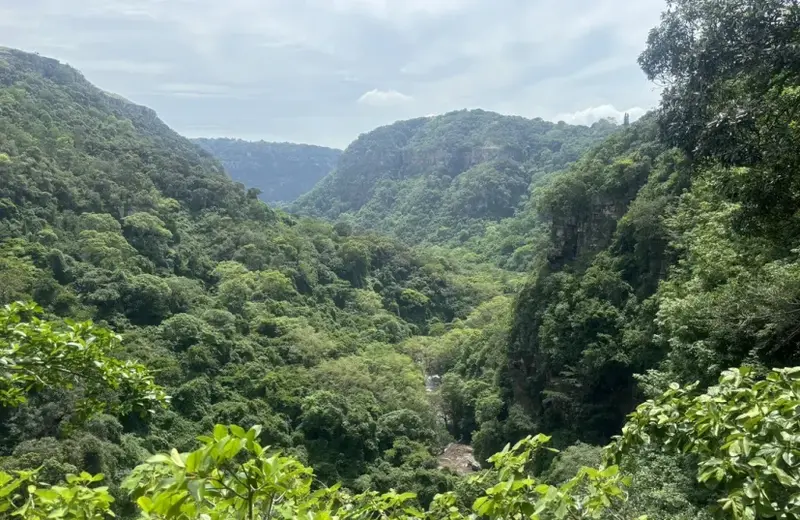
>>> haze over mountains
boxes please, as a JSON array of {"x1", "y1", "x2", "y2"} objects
[
  {"x1": 2, "y1": 1, "x2": 800, "y2": 518},
  {"x1": 192, "y1": 139, "x2": 341, "y2": 204}
]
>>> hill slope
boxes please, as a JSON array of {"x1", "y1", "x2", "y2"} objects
[
  {"x1": 438, "y1": 0, "x2": 800, "y2": 468},
  {"x1": 6, "y1": 0, "x2": 800, "y2": 518},
  {"x1": 192, "y1": 138, "x2": 341, "y2": 203},
  {"x1": 293, "y1": 110, "x2": 618, "y2": 244},
  {"x1": 0, "y1": 47, "x2": 515, "y2": 506}
]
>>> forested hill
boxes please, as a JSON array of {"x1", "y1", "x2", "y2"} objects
[
  {"x1": 0, "y1": 45, "x2": 518, "y2": 507},
  {"x1": 6, "y1": 0, "x2": 800, "y2": 517},
  {"x1": 443, "y1": 0, "x2": 800, "y2": 496},
  {"x1": 292, "y1": 110, "x2": 618, "y2": 245},
  {"x1": 192, "y1": 138, "x2": 341, "y2": 204}
]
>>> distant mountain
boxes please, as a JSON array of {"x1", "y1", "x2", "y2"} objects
[
  {"x1": 292, "y1": 109, "x2": 619, "y2": 244},
  {"x1": 192, "y1": 138, "x2": 341, "y2": 203}
]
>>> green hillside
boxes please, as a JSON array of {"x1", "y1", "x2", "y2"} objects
[
  {"x1": 0, "y1": 46, "x2": 517, "y2": 506},
  {"x1": 192, "y1": 138, "x2": 341, "y2": 204},
  {"x1": 293, "y1": 110, "x2": 618, "y2": 245},
  {"x1": 4, "y1": 0, "x2": 800, "y2": 518},
  {"x1": 426, "y1": 2, "x2": 800, "y2": 517}
]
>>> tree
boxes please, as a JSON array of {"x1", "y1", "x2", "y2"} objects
[
  {"x1": 608, "y1": 366, "x2": 800, "y2": 519},
  {"x1": 338, "y1": 240, "x2": 371, "y2": 288},
  {"x1": 0, "y1": 471, "x2": 115, "y2": 520},
  {"x1": 0, "y1": 301, "x2": 165, "y2": 519},
  {"x1": 299, "y1": 390, "x2": 379, "y2": 480},
  {"x1": 120, "y1": 425, "x2": 631, "y2": 520},
  {"x1": 0, "y1": 301, "x2": 167, "y2": 417},
  {"x1": 640, "y1": 0, "x2": 800, "y2": 150},
  {"x1": 123, "y1": 274, "x2": 173, "y2": 325},
  {"x1": 640, "y1": 0, "x2": 800, "y2": 234},
  {"x1": 123, "y1": 424, "x2": 317, "y2": 520},
  {"x1": 123, "y1": 212, "x2": 173, "y2": 266}
]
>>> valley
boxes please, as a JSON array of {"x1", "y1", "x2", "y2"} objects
[
  {"x1": 191, "y1": 138, "x2": 341, "y2": 205},
  {"x1": 2, "y1": 0, "x2": 800, "y2": 518}
]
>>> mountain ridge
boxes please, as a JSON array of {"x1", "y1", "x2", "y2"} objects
[
  {"x1": 292, "y1": 109, "x2": 620, "y2": 246},
  {"x1": 192, "y1": 138, "x2": 341, "y2": 204}
]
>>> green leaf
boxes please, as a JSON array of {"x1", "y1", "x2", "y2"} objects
[
  {"x1": 230, "y1": 424, "x2": 246, "y2": 438},
  {"x1": 473, "y1": 496, "x2": 491, "y2": 516},
  {"x1": 137, "y1": 496, "x2": 154, "y2": 512},
  {"x1": 33, "y1": 488, "x2": 59, "y2": 500},
  {"x1": 185, "y1": 450, "x2": 202, "y2": 473},
  {"x1": 0, "y1": 480, "x2": 20, "y2": 498},
  {"x1": 213, "y1": 424, "x2": 227, "y2": 441},
  {"x1": 221, "y1": 438, "x2": 243, "y2": 459},
  {"x1": 170, "y1": 448, "x2": 185, "y2": 468}
]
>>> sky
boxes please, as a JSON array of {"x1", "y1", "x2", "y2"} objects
[{"x1": 0, "y1": 0, "x2": 666, "y2": 149}]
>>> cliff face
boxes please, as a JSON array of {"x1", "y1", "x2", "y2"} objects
[{"x1": 293, "y1": 109, "x2": 618, "y2": 244}]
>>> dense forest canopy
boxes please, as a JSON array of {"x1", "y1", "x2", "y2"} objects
[
  {"x1": 0, "y1": 44, "x2": 519, "y2": 508},
  {"x1": 3, "y1": 0, "x2": 800, "y2": 518},
  {"x1": 292, "y1": 110, "x2": 619, "y2": 248},
  {"x1": 192, "y1": 138, "x2": 341, "y2": 204}
]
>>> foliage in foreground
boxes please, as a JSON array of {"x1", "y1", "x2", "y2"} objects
[
  {"x1": 0, "y1": 301, "x2": 166, "y2": 418},
  {"x1": 2, "y1": 427, "x2": 631, "y2": 520},
  {"x1": 3, "y1": 353, "x2": 800, "y2": 519},
  {"x1": 610, "y1": 366, "x2": 800, "y2": 520}
]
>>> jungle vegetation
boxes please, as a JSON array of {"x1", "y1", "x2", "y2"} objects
[{"x1": 2, "y1": 0, "x2": 800, "y2": 518}]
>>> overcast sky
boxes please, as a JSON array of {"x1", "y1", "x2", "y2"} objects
[{"x1": 1, "y1": 0, "x2": 666, "y2": 149}]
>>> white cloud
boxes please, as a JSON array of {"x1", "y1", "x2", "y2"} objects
[
  {"x1": 327, "y1": 0, "x2": 473, "y2": 18},
  {"x1": 357, "y1": 89, "x2": 413, "y2": 107},
  {"x1": 159, "y1": 83, "x2": 231, "y2": 94},
  {"x1": 555, "y1": 105, "x2": 648, "y2": 125},
  {"x1": 0, "y1": 0, "x2": 669, "y2": 147},
  {"x1": 153, "y1": 83, "x2": 254, "y2": 99},
  {"x1": 80, "y1": 60, "x2": 171, "y2": 75}
]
